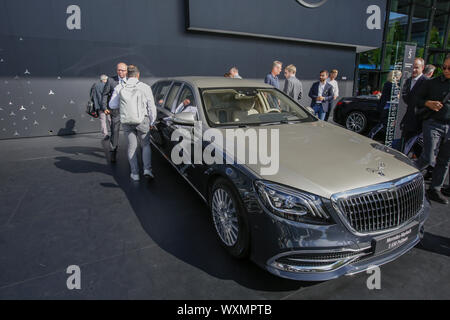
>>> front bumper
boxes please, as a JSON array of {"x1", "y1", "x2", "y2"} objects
[{"x1": 247, "y1": 193, "x2": 430, "y2": 282}]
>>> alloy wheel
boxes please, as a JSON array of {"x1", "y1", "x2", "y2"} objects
[
  {"x1": 212, "y1": 188, "x2": 239, "y2": 247},
  {"x1": 346, "y1": 112, "x2": 367, "y2": 133}
]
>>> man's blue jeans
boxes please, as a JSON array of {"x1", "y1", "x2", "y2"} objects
[
  {"x1": 313, "y1": 103, "x2": 326, "y2": 120},
  {"x1": 415, "y1": 119, "x2": 450, "y2": 191}
]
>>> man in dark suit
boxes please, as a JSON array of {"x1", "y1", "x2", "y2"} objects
[
  {"x1": 308, "y1": 70, "x2": 334, "y2": 120},
  {"x1": 102, "y1": 62, "x2": 128, "y2": 163},
  {"x1": 400, "y1": 58, "x2": 427, "y2": 147}
]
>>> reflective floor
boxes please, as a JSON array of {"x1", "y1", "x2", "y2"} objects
[{"x1": 0, "y1": 133, "x2": 449, "y2": 299}]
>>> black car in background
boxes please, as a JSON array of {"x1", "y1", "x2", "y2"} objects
[{"x1": 333, "y1": 95, "x2": 380, "y2": 134}]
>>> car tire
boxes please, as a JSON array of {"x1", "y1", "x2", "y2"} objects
[
  {"x1": 345, "y1": 111, "x2": 368, "y2": 134},
  {"x1": 209, "y1": 178, "x2": 250, "y2": 259}
]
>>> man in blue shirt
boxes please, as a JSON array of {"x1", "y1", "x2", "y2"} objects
[{"x1": 264, "y1": 61, "x2": 283, "y2": 89}]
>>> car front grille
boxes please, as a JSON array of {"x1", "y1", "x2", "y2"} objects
[{"x1": 335, "y1": 174, "x2": 424, "y2": 234}]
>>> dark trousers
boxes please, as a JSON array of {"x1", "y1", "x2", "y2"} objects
[
  {"x1": 402, "y1": 130, "x2": 419, "y2": 154},
  {"x1": 416, "y1": 119, "x2": 450, "y2": 191},
  {"x1": 109, "y1": 109, "x2": 121, "y2": 152},
  {"x1": 368, "y1": 122, "x2": 385, "y2": 140}
]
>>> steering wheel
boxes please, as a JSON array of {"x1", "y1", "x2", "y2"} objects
[{"x1": 267, "y1": 108, "x2": 281, "y2": 114}]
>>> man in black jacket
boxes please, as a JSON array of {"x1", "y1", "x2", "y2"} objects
[
  {"x1": 102, "y1": 62, "x2": 128, "y2": 163},
  {"x1": 415, "y1": 55, "x2": 450, "y2": 204},
  {"x1": 400, "y1": 58, "x2": 427, "y2": 148}
]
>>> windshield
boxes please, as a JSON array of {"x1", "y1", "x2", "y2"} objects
[{"x1": 200, "y1": 87, "x2": 316, "y2": 127}]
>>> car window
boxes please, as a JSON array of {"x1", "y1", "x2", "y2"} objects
[
  {"x1": 164, "y1": 82, "x2": 182, "y2": 112},
  {"x1": 175, "y1": 86, "x2": 196, "y2": 110},
  {"x1": 201, "y1": 87, "x2": 315, "y2": 127},
  {"x1": 174, "y1": 85, "x2": 199, "y2": 119},
  {"x1": 153, "y1": 81, "x2": 172, "y2": 108}
]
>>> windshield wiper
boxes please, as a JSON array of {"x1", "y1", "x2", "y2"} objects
[{"x1": 260, "y1": 121, "x2": 284, "y2": 126}]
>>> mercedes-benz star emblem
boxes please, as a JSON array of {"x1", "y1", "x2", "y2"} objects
[
  {"x1": 296, "y1": 0, "x2": 329, "y2": 8},
  {"x1": 367, "y1": 162, "x2": 386, "y2": 177}
]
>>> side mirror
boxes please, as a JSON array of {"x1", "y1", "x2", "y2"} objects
[{"x1": 172, "y1": 112, "x2": 196, "y2": 126}]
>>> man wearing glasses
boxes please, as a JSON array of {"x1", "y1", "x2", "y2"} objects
[
  {"x1": 415, "y1": 55, "x2": 450, "y2": 204},
  {"x1": 102, "y1": 62, "x2": 128, "y2": 163}
]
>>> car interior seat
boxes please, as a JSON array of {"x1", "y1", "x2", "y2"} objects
[{"x1": 233, "y1": 97, "x2": 259, "y2": 122}]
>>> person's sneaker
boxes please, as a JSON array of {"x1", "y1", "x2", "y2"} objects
[
  {"x1": 442, "y1": 187, "x2": 450, "y2": 197},
  {"x1": 427, "y1": 189, "x2": 449, "y2": 205},
  {"x1": 144, "y1": 169, "x2": 154, "y2": 180},
  {"x1": 130, "y1": 173, "x2": 140, "y2": 181},
  {"x1": 110, "y1": 150, "x2": 117, "y2": 163}
]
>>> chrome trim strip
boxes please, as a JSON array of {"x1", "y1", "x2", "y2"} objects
[
  {"x1": 286, "y1": 255, "x2": 366, "y2": 263},
  {"x1": 267, "y1": 247, "x2": 372, "y2": 274},
  {"x1": 272, "y1": 257, "x2": 360, "y2": 273},
  {"x1": 331, "y1": 173, "x2": 425, "y2": 236}
]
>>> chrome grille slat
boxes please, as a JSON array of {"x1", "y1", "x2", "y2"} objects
[
  {"x1": 371, "y1": 193, "x2": 380, "y2": 231},
  {"x1": 416, "y1": 179, "x2": 422, "y2": 213},
  {"x1": 380, "y1": 192, "x2": 386, "y2": 229},
  {"x1": 398, "y1": 187, "x2": 404, "y2": 226},
  {"x1": 406, "y1": 183, "x2": 412, "y2": 222},
  {"x1": 396, "y1": 187, "x2": 401, "y2": 227},
  {"x1": 382, "y1": 191, "x2": 395, "y2": 229},
  {"x1": 337, "y1": 175, "x2": 424, "y2": 234},
  {"x1": 366, "y1": 194, "x2": 375, "y2": 232},
  {"x1": 413, "y1": 180, "x2": 418, "y2": 216},
  {"x1": 393, "y1": 190, "x2": 398, "y2": 228},
  {"x1": 404, "y1": 183, "x2": 410, "y2": 224},
  {"x1": 384, "y1": 191, "x2": 390, "y2": 228}
]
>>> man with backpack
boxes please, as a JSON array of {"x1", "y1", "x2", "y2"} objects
[{"x1": 108, "y1": 65, "x2": 157, "y2": 181}]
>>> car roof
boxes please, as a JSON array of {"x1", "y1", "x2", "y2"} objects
[{"x1": 156, "y1": 77, "x2": 274, "y2": 89}]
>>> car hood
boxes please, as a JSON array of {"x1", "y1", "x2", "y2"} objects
[{"x1": 218, "y1": 121, "x2": 419, "y2": 199}]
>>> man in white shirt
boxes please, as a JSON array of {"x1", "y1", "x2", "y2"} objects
[
  {"x1": 102, "y1": 62, "x2": 128, "y2": 163},
  {"x1": 400, "y1": 58, "x2": 427, "y2": 146},
  {"x1": 326, "y1": 69, "x2": 339, "y2": 122},
  {"x1": 174, "y1": 97, "x2": 198, "y2": 116},
  {"x1": 109, "y1": 65, "x2": 157, "y2": 181},
  {"x1": 229, "y1": 67, "x2": 242, "y2": 79}
]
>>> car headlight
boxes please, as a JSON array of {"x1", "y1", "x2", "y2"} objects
[{"x1": 255, "y1": 181, "x2": 332, "y2": 224}]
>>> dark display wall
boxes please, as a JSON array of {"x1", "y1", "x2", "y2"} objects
[
  {"x1": 188, "y1": 0, "x2": 386, "y2": 51},
  {"x1": 0, "y1": 0, "x2": 385, "y2": 140}
]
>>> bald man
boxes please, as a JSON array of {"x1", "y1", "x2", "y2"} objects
[{"x1": 102, "y1": 62, "x2": 128, "y2": 163}]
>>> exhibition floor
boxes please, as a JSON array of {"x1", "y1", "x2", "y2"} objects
[{"x1": 0, "y1": 133, "x2": 449, "y2": 299}]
